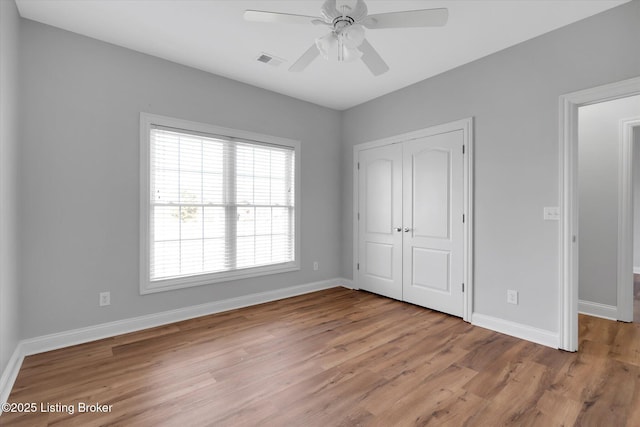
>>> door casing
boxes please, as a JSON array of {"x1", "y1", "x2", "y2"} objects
[
  {"x1": 353, "y1": 118, "x2": 474, "y2": 321},
  {"x1": 559, "y1": 76, "x2": 640, "y2": 352},
  {"x1": 618, "y1": 117, "x2": 640, "y2": 322}
]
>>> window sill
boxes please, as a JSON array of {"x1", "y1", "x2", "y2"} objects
[{"x1": 140, "y1": 262, "x2": 300, "y2": 294}]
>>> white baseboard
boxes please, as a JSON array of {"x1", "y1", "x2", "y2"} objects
[
  {"x1": 578, "y1": 300, "x2": 618, "y2": 321},
  {"x1": 471, "y1": 313, "x2": 559, "y2": 349},
  {"x1": 0, "y1": 346, "x2": 24, "y2": 405},
  {"x1": 634, "y1": 266, "x2": 640, "y2": 274},
  {"x1": 1, "y1": 278, "x2": 346, "y2": 405},
  {"x1": 4, "y1": 281, "x2": 566, "y2": 405},
  {"x1": 338, "y1": 278, "x2": 355, "y2": 289},
  {"x1": 21, "y1": 278, "x2": 344, "y2": 356}
]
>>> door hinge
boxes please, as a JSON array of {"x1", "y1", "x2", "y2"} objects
[
  {"x1": 357, "y1": 263, "x2": 360, "y2": 270},
  {"x1": 357, "y1": 212, "x2": 360, "y2": 220},
  {"x1": 462, "y1": 214, "x2": 465, "y2": 223},
  {"x1": 462, "y1": 283, "x2": 465, "y2": 292},
  {"x1": 357, "y1": 162, "x2": 360, "y2": 170},
  {"x1": 462, "y1": 145, "x2": 465, "y2": 154}
]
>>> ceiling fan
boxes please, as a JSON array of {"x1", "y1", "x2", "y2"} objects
[{"x1": 244, "y1": 0, "x2": 448, "y2": 76}]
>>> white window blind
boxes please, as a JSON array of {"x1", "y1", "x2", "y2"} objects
[{"x1": 146, "y1": 123, "x2": 296, "y2": 287}]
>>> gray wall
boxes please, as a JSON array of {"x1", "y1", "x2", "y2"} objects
[
  {"x1": 7, "y1": 0, "x2": 640, "y2": 345},
  {"x1": 341, "y1": 1, "x2": 640, "y2": 333},
  {"x1": 18, "y1": 20, "x2": 342, "y2": 338},
  {"x1": 578, "y1": 96, "x2": 640, "y2": 306},
  {"x1": 0, "y1": 0, "x2": 21, "y2": 377},
  {"x1": 635, "y1": 128, "x2": 640, "y2": 271}
]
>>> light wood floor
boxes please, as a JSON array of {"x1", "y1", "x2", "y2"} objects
[{"x1": 2, "y1": 287, "x2": 640, "y2": 426}]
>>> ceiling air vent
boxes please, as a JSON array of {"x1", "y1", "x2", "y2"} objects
[{"x1": 256, "y1": 53, "x2": 285, "y2": 68}]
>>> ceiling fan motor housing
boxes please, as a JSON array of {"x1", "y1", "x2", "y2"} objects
[
  {"x1": 322, "y1": 0, "x2": 368, "y2": 26},
  {"x1": 319, "y1": 0, "x2": 368, "y2": 57}
]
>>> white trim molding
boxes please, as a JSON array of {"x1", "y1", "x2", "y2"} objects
[
  {"x1": 1, "y1": 279, "x2": 347, "y2": 404},
  {"x1": 0, "y1": 347, "x2": 23, "y2": 405},
  {"x1": 578, "y1": 300, "x2": 618, "y2": 321},
  {"x1": 634, "y1": 267, "x2": 640, "y2": 274},
  {"x1": 559, "y1": 76, "x2": 640, "y2": 352},
  {"x1": 618, "y1": 117, "x2": 640, "y2": 322},
  {"x1": 339, "y1": 278, "x2": 356, "y2": 289},
  {"x1": 139, "y1": 112, "x2": 302, "y2": 295},
  {"x1": 472, "y1": 313, "x2": 559, "y2": 349},
  {"x1": 21, "y1": 279, "x2": 341, "y2": 356}
]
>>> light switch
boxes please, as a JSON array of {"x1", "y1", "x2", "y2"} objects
[{"x1": 544, "y1": 207, "x2": 560, "y2": 221}]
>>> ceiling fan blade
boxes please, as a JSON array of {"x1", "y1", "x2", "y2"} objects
[
  {"x1": 244, "y1": 10, "x2": 320, "y2": 25},
  {"x1": 358, "y1": 39, "x2": 389, "y2": 76},
  {"x1": 289, "y1": 44, "x2": 320, "y2": 72},
  {"x1": 363, "y1": 8, "x2": 448, "y2": 29}
]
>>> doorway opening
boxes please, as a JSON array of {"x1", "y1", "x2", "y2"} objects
[
  {"x1": 634, "y1": 121, "x2": 640, "y2": 323},
  {"x1": 560, "y1": 77, "x2": 640, "y2": 352},
  {"x1": 576, "y1": 97, "x2": 640, "y2": 324}
]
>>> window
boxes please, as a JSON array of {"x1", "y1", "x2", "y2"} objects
[{"x1": 140, "y1": 113, "x2": 300, "y2": 294}]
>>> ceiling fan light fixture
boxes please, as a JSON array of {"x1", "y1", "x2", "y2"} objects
[
  {"x1": 315, "y1": 32, "x2": 337, "y2": 60},
  {"x1": 342, "y1": 45, "x2": 363, "y2": 62},
  {"x1": 341, "y1": 24, "x2": 365, "y2": 49},
  {"x1": 316, "y1": 32, "x2": 362, "y2": 63}
]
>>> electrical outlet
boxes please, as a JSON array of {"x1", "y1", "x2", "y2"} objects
[
  {"x1": 313, "y1": 261, "x2": 319, "y2": 271},
  {"x1": 99, "y1": 291, "x2": 111, "y2": 307},
  {"x1": 507, "y1": 290, "x2": 518, "y2": 305},
  {"x1": 543, "y1": 207, "x2": 560, "y2": 221}
]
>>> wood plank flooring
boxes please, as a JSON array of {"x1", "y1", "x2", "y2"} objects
[
  {"x1": 2, "y1": 287, "x2": 640, "y2": 426},
  {"x1": 634, "y1": 273, "x2": 640, "y2": 322}
]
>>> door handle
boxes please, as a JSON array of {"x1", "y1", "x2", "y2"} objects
[
  {"x1": 404, "y1": 228, "x2": 411, "y2": 232},
  {"x1": 394, "y1": 227, "x2": 402, "y2": 232}
]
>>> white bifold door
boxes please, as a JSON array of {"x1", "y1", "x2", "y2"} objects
[{"x1": 357, "y1": 130, "x2": 465, "y2": 317}]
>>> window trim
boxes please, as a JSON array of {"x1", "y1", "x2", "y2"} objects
[{"x1": 140, "y1": 113, "x2": 301, "y2": 295}]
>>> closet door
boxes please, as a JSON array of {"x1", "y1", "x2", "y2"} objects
[
  {"x1": 402, "y1": 130, "x2": 464, "y2": 317},
  {"x1": 357, "y1": 144, "x2": 403, "y2": 300}
]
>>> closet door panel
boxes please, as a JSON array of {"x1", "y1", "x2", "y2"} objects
[
  {"x1": 402, "y1": 130, "x2": 464, "y2": 317},
  {"x1": 357, "y1": 145, "x2": 403, "y2": 300}
]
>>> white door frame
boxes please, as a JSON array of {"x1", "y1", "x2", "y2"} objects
[
  {"x1": 618, "y1": 117, "x2": 640, "y2": 322},
  {"x1": 559, "y1": 76, "x2": 640, "y2": 352},
  {"x1": 353, "y1": 117, "x2": 474, "y2": 321}
]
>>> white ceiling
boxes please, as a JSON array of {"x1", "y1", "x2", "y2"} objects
[{"x1": 15, "y1": 0, "x2": 629, "y2": 110}]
